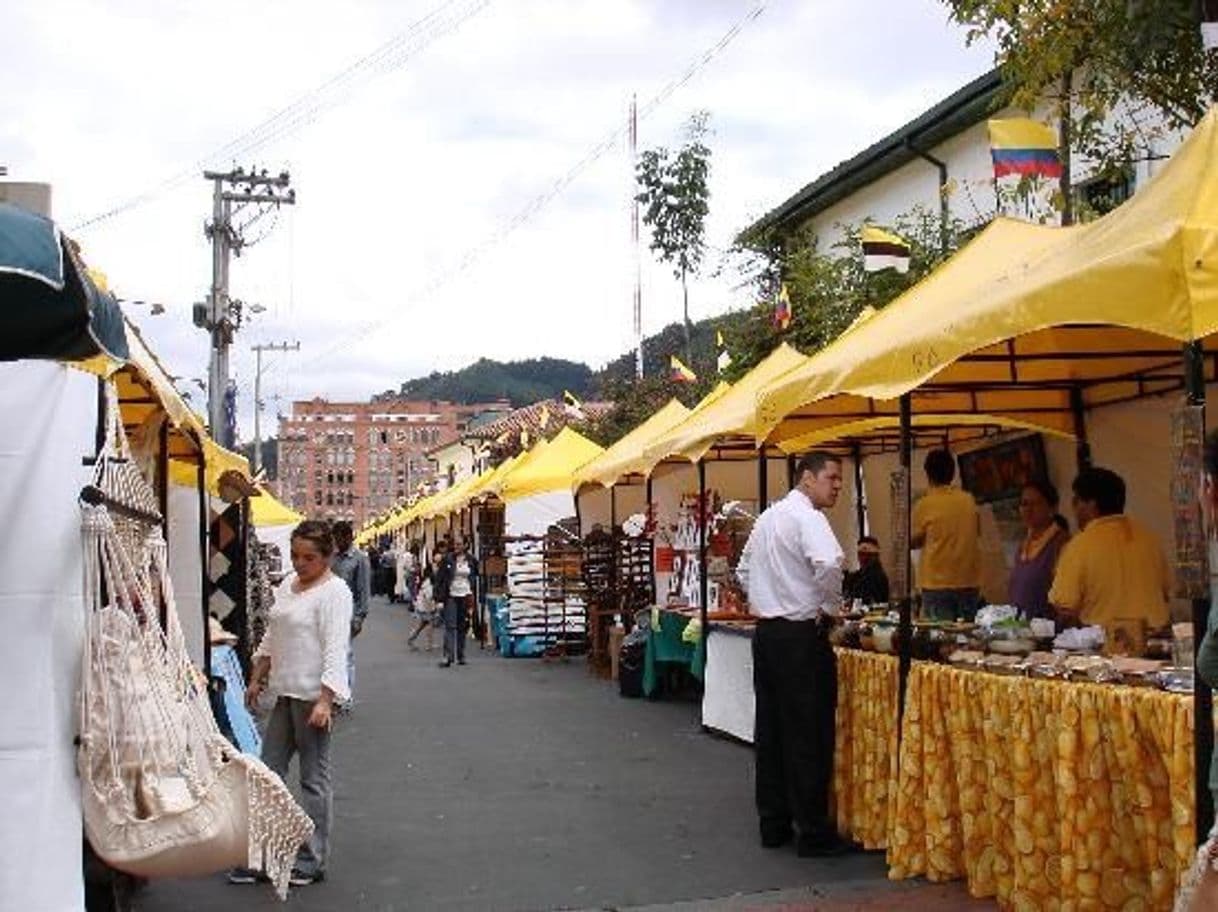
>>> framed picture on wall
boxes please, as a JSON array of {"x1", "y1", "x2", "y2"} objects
[{"x1": 957, "y1": 434, "x2": 1048, "y2": 504}]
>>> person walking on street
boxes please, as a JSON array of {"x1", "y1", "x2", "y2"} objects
[
  {"x1": 396, "y1": 543, "x2": 419, "y2": 606},
  {"x1": 736, "y1": 451, "x2": 852, "y2": 858},
  {"x1": 407, "y1": 548, "x2": 444, "y2": 651},
  {"x1": 433, "y1": 535, "x2": 478, "y2": 668},
  {"x1": 330, "y1": 521, "x2": 370, "y2": 706},
  {"x1": 233, "y1": 520, "x2": 352, "y2": 887},
  {"x1": 911, "y1": 448, "x2": 981, "y2": 621}
]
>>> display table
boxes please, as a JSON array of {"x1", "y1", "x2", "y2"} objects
[
  {"x1": 701, "y1": 624, "x2": 755, "y2": 741},
  {"x1": 888, "y1": 662, "x2": 1194, "y2": 911},
  {"x1": 642, "y1": 608, "x2": 706, "y2": 697},
  {"x1": 833, "y1": 649, "x2": 899, "y2": 850}
]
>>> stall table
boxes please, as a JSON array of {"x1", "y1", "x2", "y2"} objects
[
  {"x1": 833, "y1": 649, "x2": 899, "y2": 851},
  {"x1": 888, "y1": 662, "x2": 1194, "y2": 911},
  {"x1": 642, "y1": 607, "x2": 705, "y2": 697}
]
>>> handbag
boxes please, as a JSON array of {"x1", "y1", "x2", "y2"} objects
[{"x1": 78, "y1": 384, "x2": 312, "y2": 897}]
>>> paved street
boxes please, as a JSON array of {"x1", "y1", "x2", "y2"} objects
[{"x1": 136, "y1": 597, "x2": 992, "y2": 912}]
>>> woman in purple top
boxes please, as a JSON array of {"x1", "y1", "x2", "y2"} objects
[{"x1": 1009, "y1": 479, "x2": 1070, "y2": 622}]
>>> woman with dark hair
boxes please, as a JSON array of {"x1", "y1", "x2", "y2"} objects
[
  {"x1": 232, "y1": 520, "x2": 352, "y2": 887},
  {"x1": 1009, "y1": 479, "x2": 1070, "y2": 621},
  {"x1": 433, "y1": 535, "x2": 478, "y2": 668}
]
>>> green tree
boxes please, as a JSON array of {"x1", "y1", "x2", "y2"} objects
[
  {"x1": 636, "y1": 111, "x2": 712, "y2": 367},
  {"x1": 943, "y1": 0, "x2": 1218, "y2": 186}
]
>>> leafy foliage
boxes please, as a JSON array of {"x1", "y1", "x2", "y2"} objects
[
  {"x1": 636, "y1": 111, "x2": 713, "y2": 360},
  {"x1": 944, "y1": 0, "x2": 1218, "y2": 180},
  {"x1": 395, "y1": 357, "x2": 594, "y2": 407}
]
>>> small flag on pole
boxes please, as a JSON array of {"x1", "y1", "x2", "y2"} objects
[
  {"x1": 670, "y1": 354, "x2": 697, "y2": 383},
  {"x1": 861, "y1": 226, "x2": 911, "y2": 274},
  {"x1": 716, "y1": 329, "x2": 732, "y2": 373},
  {"x1": 773, "y1": 283, "x2": 792, "y2": 331},
  {"x1": 987, "y1": 118, "x2": 1062, "y2": 180}
]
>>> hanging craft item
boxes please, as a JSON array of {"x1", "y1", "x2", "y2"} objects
[{"x1": 77, "y1": 385, "x2": 311, "y2": 898}]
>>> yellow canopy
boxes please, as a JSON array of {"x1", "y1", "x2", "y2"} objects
[
  {"x1": 775, "y1": 413, "x2": 1074, "y2": 455},
  {"x1": 573, "y1": 399, "x2": 691, "y2": 489},
  {"x1": 647, "y1": 344, "x2": 806, "y2": 463},
  {"x1": 494, "y1": 427, "x2": 604, "y2": 502},
  {"x1": 627, "y1": 380, "x2": 730, "y2": 472},
  {"x1": 250, "y1": 486, "x2": 304, "y2": 527},
  {"x1": 754, "y1": 105, "x2": 1218, "y2": 443}
]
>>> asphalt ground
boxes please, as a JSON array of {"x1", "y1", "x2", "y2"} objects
[{"x1": 135, "y1": 596, "x2": 992, "y2": 912}]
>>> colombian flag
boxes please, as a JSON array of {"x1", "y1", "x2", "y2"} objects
[
  {"x1": 670, "y1": 355, "x2": 697, "y2": 383},
  {"x1": 988, "y1": 118, "x2": 1062, "y2": 179},
  {"x1": 773, "y1": 283, "x2": 792, "y2": 331}
]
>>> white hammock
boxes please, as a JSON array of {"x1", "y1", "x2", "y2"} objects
[{"x1": 78, "y1": 394, "x2": 311, "y2": 898}]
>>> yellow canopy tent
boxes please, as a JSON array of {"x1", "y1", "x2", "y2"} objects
[
  {"x1": 647, "y1": 344, "x2": 806, "y2": 465},
  {"x1": 630, "y1": 381, "x2": 731, "y2": 475},
  {"x1": 755, "y1": 105, "x2": 1218, "y2": 445},
  {"x1": 494, "y1": 427, "x2": 604, "y2": 502},
  {"x1": 250, "y1": 486, "x2": 303, "y2": 527},
  {"x1": 573, "y1": 399, "x2": 691, "y2": 489}
]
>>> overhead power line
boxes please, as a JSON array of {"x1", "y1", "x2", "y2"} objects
[
  {"x1": 293, "y1": 0, "x2": 769, "y2": 378},
  {"x1": 72, "y1": 0, "x2": 492, "y2": 232}
]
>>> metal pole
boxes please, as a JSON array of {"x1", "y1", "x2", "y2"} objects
[
  {"x1": 897, "y1": 394, "x2": 914, "y2": 725},
  {"x1": 197, "y1": 448, "x2": 212, "y2": 677},
  {"x1": 207, "y1": 177, "x2": 228, "y2": 443},
  {"x1": 787, "y1": 453, "x2": 797, "y2": 489},
  {"x1": 1186, "y1": 340, "x2": 1215, "y2": 844},
  {"x1": 697, "y1": 459, "x2": 709, "y2": 655},
  {"x1": 251, "y1": 341, "x2": 299, "y2": 475},
  {"x1": 610, "y1": 484, "x2": 618, "y2": 530},
  {"x1": 630, "y1": 94, "x2": 643, "y2": 379},
  {"x1": 1069, "y1": 384, "x2": 1092, "y2": 471},
  {"x1": 757, "y1": 449, "x2": 769, "y2": 512},
  {"x1": 906, "y1": 140, "x2": 950, "y2": 257},
  {"x1": 852, "y1": 442, "x2": 866, "y2": 540},
  {"x1": 252, "y1": 346, "x2": 262, "y2": 473}
]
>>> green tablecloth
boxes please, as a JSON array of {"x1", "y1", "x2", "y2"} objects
[{"x1": 642, "y1": 610, "x2": 706, "y2": 696}]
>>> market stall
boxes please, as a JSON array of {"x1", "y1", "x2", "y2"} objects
[{"x1": 734, "y1": 106, "x2": 1218, "y2": 906}]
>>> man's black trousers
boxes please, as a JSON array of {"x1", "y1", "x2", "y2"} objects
[{"x1": 751, "y1": 617, "x2": 837, "y2": 844}]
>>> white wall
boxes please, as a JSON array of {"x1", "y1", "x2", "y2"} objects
[
  {"x1": 167, "y1": 484, "x2": 206, "y2": 670},
  {"x1": 0, "y1": 362, "x2": 94, "y2": 912}
]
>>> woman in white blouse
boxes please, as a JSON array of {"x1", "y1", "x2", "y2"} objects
[{"x1": 240, "y1": 520, "x2": 352, "y2": 887}]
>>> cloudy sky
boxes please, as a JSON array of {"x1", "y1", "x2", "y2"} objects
[{"x1": 3, "y1": 0, "x2": 995, "y2": 440}]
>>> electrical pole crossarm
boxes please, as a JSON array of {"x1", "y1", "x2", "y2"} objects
[{"x1": 251, "y1": 340, "x2": 301, "y2": 476}]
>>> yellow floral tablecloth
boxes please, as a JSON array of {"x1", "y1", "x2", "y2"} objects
[
  {"x1": 887, "y1": 663, "x2": 1195, "y2": 911},
  {"x1": 833, "y1": 648, "x2": 899, "y2": 850}
]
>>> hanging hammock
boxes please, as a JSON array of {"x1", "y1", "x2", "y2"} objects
[{"x1": 77, "y1": 385, "x2": 311, "y2": 898}]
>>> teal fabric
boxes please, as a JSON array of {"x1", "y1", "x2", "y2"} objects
[
  {"x1": 642, "y1": 610, "x2": 706, "y2": 697},
  {"x1": 0, "y1": 202, "x2": 129, "y2": 361}
]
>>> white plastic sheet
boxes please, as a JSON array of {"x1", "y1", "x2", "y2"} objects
[{"x1": 0, "y1": 361, "x2": 95, "y2": 912}]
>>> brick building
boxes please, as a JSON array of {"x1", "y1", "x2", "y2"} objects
[{"x1": 276, "y1": 397, "x2": 510, "y2": 525}]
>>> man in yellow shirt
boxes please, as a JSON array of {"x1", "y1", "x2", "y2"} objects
[
  {"x1": 911, "y1": 449, "x2": 981, "y2": 621},
  {"x1": 1048, "y1": 466, "x2": 1169, "y2": 630}
]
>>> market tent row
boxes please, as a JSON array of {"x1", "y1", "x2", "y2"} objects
[{"x1": 711, "y1": 105, "x2": 1218, "y2": 890}]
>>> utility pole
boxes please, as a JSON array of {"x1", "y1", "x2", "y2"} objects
[
  {"x1": 630, "y1": 95, "x2": 643, "y2": 378},
  {"x1": 251, "y1": 340, "x2": 300, "y2": 475},
  {"x1": 199, "y1": 167, "x2": 295, "y2": 448}
]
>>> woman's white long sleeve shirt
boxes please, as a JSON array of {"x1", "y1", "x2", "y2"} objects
[{"x1": 254, "y1": 573, "x2": 353, "y2": 702}]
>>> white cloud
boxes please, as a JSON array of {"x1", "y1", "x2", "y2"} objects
[{"x1": 2, "y1": 0, "x2": 995, "y2": 441}]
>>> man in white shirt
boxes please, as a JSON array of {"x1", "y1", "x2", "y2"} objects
[{"x1": 737, "y1": 451, "x2": 850, "y2": 857}]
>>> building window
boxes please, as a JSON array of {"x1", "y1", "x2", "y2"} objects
[
  {"x1": 315, "y1": 491, "x2": 322, "y2": 506},
  {"x1": 326, "y1": 493, "x2": 334, "y2": 506}
]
